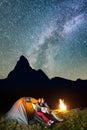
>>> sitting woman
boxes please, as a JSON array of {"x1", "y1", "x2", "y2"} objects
[
  {"x1": 39, "y1": 98, "x2": 63, "y2": 122},
  {"x1": 33, "y1": 98, "x2": 63, "y2": 126}
]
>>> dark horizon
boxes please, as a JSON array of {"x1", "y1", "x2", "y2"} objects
[{"x1": 0, "y1": 55, "x2": 87, "y2": 82}]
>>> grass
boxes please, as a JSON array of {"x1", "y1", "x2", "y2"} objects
[{"x1": 0, "y1": 108, "x2": 87, "y2": 130}]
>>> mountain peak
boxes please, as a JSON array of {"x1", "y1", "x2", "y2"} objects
[
  {"x1": 20, "y1": 55, "x2": 28, "y2": 62},
  {"x1": 7, "y1": 55, "x2": 31, "y2": 80},
  {"x1": 17, "y1": 55, "x2": 30, "y2": 69},
  {"x1": 7, "y1": 55, "x2": 49, "y2": 82}
]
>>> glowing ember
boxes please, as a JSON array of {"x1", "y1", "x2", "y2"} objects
[{"x1": 59, "y1": 99, "x2": 67, "y2": 111}]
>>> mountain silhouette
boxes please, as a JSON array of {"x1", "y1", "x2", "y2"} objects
[
  {"x1": 7, "y1": 55, "x2": 49, "y2": 83},
  {"x1": 0, "y1": 55, "x2": 87, "y2": 111}
]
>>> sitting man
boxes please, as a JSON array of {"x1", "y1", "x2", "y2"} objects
[{"x1": 33, "y1": 98, "x2": 54, "y2": 126}]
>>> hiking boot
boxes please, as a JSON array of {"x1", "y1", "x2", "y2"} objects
[
  {"x1": 49, "y1": 120, "x2": 54, "y2": 124},
  {"x1": 47, "y1": 121, "x2": 51, "y2": 126}
]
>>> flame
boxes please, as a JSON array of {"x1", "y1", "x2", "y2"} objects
[{"x1": 59, "y1": 99, "x2": 67, "y2": 111}]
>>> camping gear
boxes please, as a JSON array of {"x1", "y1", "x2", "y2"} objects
[{"x1": 5, "y1": 97, "x2": 40, "y2": 124}]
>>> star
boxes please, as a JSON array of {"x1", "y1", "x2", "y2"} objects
[{"x1": 0, "y1": 0, "x2": 87, "y2": 80}]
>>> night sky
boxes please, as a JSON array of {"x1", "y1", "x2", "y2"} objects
[{"x1": 0, "y1": 0, "x2": 87, "y2": 80}]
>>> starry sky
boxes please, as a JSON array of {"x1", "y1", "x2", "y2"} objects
[{"x1": 0, "y1": 0, "x2": 87, "y2": 80}]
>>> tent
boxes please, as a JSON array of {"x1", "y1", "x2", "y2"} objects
[{"x1": 5, "y1": 97, "x2": 42, "y2": 125}]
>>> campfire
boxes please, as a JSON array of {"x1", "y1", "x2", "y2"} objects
[{"x1": 59, "y1": 99, "x2": 67, "y2": 111}]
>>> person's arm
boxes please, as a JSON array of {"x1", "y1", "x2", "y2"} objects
[
  {"x1": 50, "y1": 111, "x2": 63, "y2": 121},
  {"x1": 41, "y1": 107, "x2": 49, "y2": 113}
]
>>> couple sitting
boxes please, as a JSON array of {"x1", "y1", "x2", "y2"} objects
[
  {"x1": 5, "y1": 97, "x2": 63, "y2": 126},
  {"x1": 33, "y1": 98, "x2": 63, "y2": 126}
]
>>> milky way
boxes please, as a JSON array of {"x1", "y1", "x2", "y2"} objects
[{"x1": 0, "y1": 0, "x2": 87, "y2": 80}]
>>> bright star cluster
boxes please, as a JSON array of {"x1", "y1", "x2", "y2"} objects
[{"x1": 0, "y1": 0, "x2": 87, "y2": 80}]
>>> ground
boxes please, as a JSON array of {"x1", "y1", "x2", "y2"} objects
[{"x1": 0, "y1": 108, "x2": 87, "y2": 130}]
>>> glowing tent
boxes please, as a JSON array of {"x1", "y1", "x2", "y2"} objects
[{"x1": 5, "y1": 97, "x2": 40, "y2": 124}]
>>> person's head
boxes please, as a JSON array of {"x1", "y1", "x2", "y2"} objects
[{"x1": 38, "y1": 98, "x2": 45, "y2": 104}]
